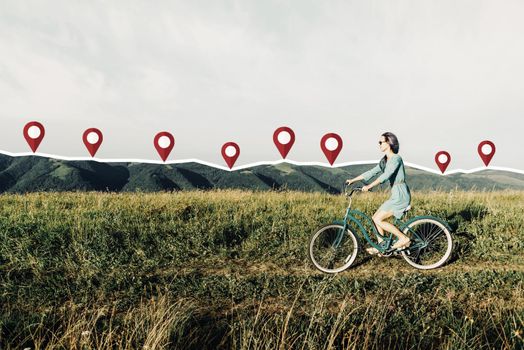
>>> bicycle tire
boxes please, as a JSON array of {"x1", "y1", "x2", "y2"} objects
[
  {"x1": 401, "y1": 218, "x2": 453, "y2": 270},
  {"x1": 308, "y1": 224, "x2": 359, "y2": 273}
]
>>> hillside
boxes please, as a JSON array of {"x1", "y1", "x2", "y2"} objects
[{"x1": 1, "y1": 153, "x2": 523, "y2": 193}]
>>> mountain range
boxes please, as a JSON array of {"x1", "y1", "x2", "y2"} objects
[{"x1": 1, "y1": 153, "x2": 523, "y2": 193}]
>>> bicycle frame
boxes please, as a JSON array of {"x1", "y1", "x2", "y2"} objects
[
  {"x1": 310, "y1": 184, "x2": 455, "y2": 272},
  {"x1": 332, "y1": 186, "x2": 447, "y2": 254}
]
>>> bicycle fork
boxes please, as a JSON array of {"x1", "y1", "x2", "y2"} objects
[{"x1": 332, "y1": 207, "x2": 352, "y2": 248}]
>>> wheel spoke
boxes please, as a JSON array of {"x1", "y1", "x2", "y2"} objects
[
  {"x1": 414, "y1": 247, "x2": 423, "y2": 263},
  {"x1": 309, "y1": 225, "x2": 358, "y2": 273},
  {"x1": 418, "y1": 223, "x2": 428, "y2": 240},
  {"x1": 423, "y1": 222, "x2": 437, "y2": 241},
  {"x1": 426, "y1": 228, "x2": 444, "y2": 244},
  {"x1": 410, "y1": 230, "x2": 425, "y2": 244},
  {"x1": 417, "y1": 223, "x2": 430, "y2": 241},
  {"x1": 401, "y1": 219, "x2": 452, "y2": 269}
]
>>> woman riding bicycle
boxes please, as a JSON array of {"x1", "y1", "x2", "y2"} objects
[{"x1": 346, "y1": 132, "x2": 411, "y2": 254}]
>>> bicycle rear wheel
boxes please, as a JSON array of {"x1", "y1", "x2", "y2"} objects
[
  {"x1": 308, "y1": 224, "x2": 359, "y2": 273},
  {"x1": 401, "y1": 218, "x2": 453, "y2": 270}
]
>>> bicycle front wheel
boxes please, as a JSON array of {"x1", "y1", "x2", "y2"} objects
[
  {"x1": 308, "y1": 224, "x2": 359, "y2": 274},
  {"x1": 401, "y1": 218, "x2": 453, "y2": 270}
]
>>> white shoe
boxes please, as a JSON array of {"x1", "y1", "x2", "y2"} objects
[
  {"x1": 366, "y1": 247, "x2": 380, "y2": 255},
  {"x1": 392, "y1": 238, "x2": 411, "y2": 250}
]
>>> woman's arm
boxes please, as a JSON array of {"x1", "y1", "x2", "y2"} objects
[
  {"x1": 346, "y1": 163, "x2": 382, "y2": 185},
  {"x1": 363, "y1": 156, "x2": 401, "y2": 191},
  {"x1": 346, "y1": 174, "x2": 364, "y2": 184}
]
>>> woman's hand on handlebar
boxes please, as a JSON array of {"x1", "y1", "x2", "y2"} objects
[{"x1": 362, "y1": 185, "x2": 372, "y2": 192}]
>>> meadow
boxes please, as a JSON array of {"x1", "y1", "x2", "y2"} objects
[{"x1": 0, "y1": 189, "x2": 523, "y2": 349}]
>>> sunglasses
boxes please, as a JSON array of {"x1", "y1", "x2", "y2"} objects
[{"x1": 378, "y1": 140, "x2": 387, "y2": 145}]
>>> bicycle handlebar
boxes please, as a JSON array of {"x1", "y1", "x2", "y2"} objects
[{"x1": 343, "y1": 181, "x2": 373, "y2": 197}]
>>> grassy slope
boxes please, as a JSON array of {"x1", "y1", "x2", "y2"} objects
[
  {"x1": 2, "y1": 154, "x2": 524, "y2": 193},
  {"x1": 1, "y1": 190, "x2": 523, "y2": 349}
]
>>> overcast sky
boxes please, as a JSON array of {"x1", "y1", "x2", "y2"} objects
[{"x1": 0, "y1": 0, "x2": 523, "y2": 170}]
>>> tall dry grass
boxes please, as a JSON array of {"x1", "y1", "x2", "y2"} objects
[{"x1": 1, "y1": 189, "x2": 523, "y2": 349}]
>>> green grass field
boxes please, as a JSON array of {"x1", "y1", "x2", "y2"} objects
[{"x1": 1, "y1": 190, "x2": 523, "y2": 349}]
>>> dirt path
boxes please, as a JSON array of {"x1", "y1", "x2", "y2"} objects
[{"x1": 153, "y1": 257, "x2": 524, "y2": 279}]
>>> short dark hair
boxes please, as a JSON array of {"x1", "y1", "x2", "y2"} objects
[{"x1": 379, "y1": 132, "x2": 400, "y2": 171}]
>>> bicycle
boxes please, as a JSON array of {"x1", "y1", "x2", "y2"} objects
[{"x1": 308, "y1": 183, "x2": 453, "y2": 273}]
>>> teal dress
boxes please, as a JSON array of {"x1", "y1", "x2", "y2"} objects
[{"x1": 360, "y1": 154, "x2": 411, "y2": 219}]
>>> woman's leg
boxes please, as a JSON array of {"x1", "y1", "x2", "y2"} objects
[
  {"x1": 374, "y1": 210, "x2": 410, "y2": 248},
  {"x1": 366, "y1": 211, "x2": 389, "y2": 254},
  {"x1": 372, "y1": 211, "x2": 386, "y2": 243}
]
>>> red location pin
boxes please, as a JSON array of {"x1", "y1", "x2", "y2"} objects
[
  {"x1": 154, "y1": 131, "x2": 175, "y2": 162},
  {"x1": 320, "y1": 133, "x2": 343, "y2": 165},
  {"x1": 435, "y1": 151, "x2": 451, "y2": 173},
  {"x1": 273, "y1": 126, "x2": 295, "y2": 159},
  {"x1": 23, "y1": 121, "x2": 45, "y2": 153},
  {"x1": 221, "y1": 142, "x2": 240, "y2": 169},
  {"x1": 477, "y1": 140, "x2": 496, "y2": 166},
  {"x1": 82, "y1": 128, "x2": 103, "y2": 157}
]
